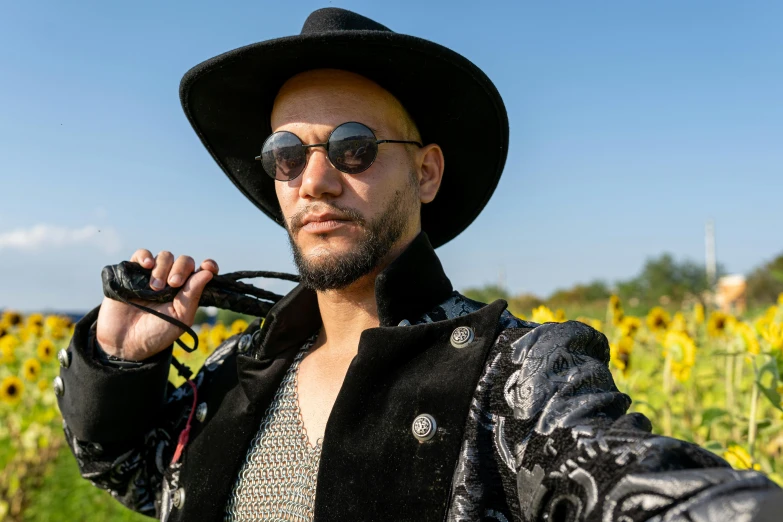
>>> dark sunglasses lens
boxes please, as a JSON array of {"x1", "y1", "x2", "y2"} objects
[
  {"x1": 261, "y1": 132, "x2": 306, "y2": 180},
  {"x1": 328, "y1": 122, "x2": 378, "y2": 174}
]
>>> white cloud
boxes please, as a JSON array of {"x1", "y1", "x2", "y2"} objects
[{"x1": 0, "y1": 224, "x2": 121, "y2": 254}]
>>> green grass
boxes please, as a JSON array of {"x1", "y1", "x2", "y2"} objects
[{"x1": 21, "y1": 446, "x2": 149, "y2": 522}]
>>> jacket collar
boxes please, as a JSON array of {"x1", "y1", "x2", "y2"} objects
[{"x1": 249, "y1": 231, "x2": 454, "y2": 361}]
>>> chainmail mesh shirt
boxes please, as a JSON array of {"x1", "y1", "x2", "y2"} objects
[{"x1": 225, "y1": 337, "x2": 322, "y2": 521}]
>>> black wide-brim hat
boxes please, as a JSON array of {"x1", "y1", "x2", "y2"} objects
[{"x1": 180, "y1": 8, "x2": 508, "y2": 248}]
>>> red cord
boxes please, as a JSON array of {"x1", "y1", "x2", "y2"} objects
[{"x1": 170, "y1": 379, "x2": 198, "y2": 465}]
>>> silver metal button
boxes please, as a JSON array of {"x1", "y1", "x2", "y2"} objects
[
  {"x1": 251, "y1": 329, "x2": 263, "y2": 347},
  {"x1": 412, "y1": 413, "x2": 437, "y2": 442},
  {"x1": 172, "y1": 487, "x2": 185, "y2": 509},
  {"x1": 195, "y1": 402, "x2": 208, "y2": 423},
  {"x1": 53, "y1": 376, "x2": 64, "y2": 397},
  {"x1": 238, "y1": 334, "x2": 252, "y2": 353},
  {"x1": 398, "y1": 319, "x2": 411, "y2": 327},
  {"x1": 450, "y1": 326, "x2": 474, "y2": 349},
  {"x1": 57, "y1": 349, "x2": 71, "y2": 368}
]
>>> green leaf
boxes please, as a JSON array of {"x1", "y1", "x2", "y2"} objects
[
  {"x1": 755, "y1": 419, "x2": 773, "y2": 431},
  {"x1": 704, "y1": 440, "x2": 726, "y2": 453},
  {"x1": 758, "y1": 383, "x2": 783, "y2": 412},
  {"x1": 756, "y1": 358, "x2": 780, "y2": 386},
  {"x1": 700, "y1": 407, "x2": 729, "y2": 427}
]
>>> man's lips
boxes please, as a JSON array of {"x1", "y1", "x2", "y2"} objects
[{"x1": 299, "y1": 213, "x2": 355, "y2": 233}]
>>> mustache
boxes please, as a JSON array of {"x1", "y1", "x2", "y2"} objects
[{"x1": 288, "y1": 203, "x2": 367, "y2": 232}]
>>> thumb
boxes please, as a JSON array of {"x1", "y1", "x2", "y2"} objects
[{"x1": 177, "y1": 270, "x2": 214, "y2": 314}]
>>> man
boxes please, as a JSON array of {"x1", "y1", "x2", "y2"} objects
[{"x1": 56, "y1": 8, "x2": 780, "y2": 522}]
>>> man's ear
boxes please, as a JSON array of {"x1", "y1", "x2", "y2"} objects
[{"x1": 417, "y1": 144, "x2": 444, "y2": 204}]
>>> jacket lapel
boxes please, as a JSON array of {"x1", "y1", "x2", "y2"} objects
[
  {"x1": 173, "y1": 231, "x2": 506, "y2": 521},
  {"x1": 314, "y1": 299, "x2": 508, "y2": 521},
  {"x1": 173, "y1": 285, "x2": 320, "y2": 521}
]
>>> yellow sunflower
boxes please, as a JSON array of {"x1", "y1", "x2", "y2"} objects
[
  {"x1": 663, "y1": 330, "x2": 697, "y2": 382},
  {"x1": 618, "y1": 316, "x2": 641, "y2": 338},
  {"x1": 209, "y1": 323, "x2": 229, "y2": 349},
  {"x1": 754, "y1": 307, "x2": 777, "y2": 335},
  {"x1": 554, "y1": 309, "x2": 566, "y2": 322},
  {"x1": 609, "y1": 335, "x2": 634, "y2": 376},
  {"x1": 0, "y1": 335, "x2": 20, "y2": 364},
  {"x1": 27, "y1": 312, "x2": 44, "y2": 328},
  {"x1": 37, "y1": 338, "x2": 55, "y2": 362},
  {"x1": 195, "y1": 330, "x2": 209, "y2": 354},
  {"x1": 608, "y1": 295, "x2": 624, "y2": 326},
  {"x1": 37, "y1": 379, "x2": 49, "y2": 392},
  {"x1": 669, "y1": 312, "x2": 687, "y2": 333},
  {"x1": 48, "y1": 325, "x2": 67, "y2": 341},
  {"x1": 707, "y1": 311, "x2": 735, "y2": 338},
  {"x1": 1, "y1": 310, "x2": 22, "y2": 326},
  {"x1": 531, "y1": 305, "x2": 556, "y2": 324},
  {"x1": 759, "y1": 321, "x2": 783, "y2": 351},
  {"x1": 0, "y1": 376, "x2": 24, "y2": 405},
  {"x1": 735, "y1": 322, "x2": 761, "y2": 355},
  {"x1": 723, "y1": 445, "x2": 761, "y2": 471},
  {"x1": 230, "y1": 319, "x2": 249, "y2": 336},
  {"x1": 646, "y1": 307, "x2": 671, "y2": 333},
  {"x1": 23, "y1": 358, "x2": 42, "y2": 381},
  {"x1": 44, "y1": 315, "x2": 66, "y2": 330}
]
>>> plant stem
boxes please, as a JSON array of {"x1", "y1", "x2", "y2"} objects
[
  {"x1": 734, "y1": 342, "x2": 744, "y2": 392},
  {"x1": 748, "y1": 358, "x2": 760, "y2": 460},
  {"x1": 663, "y1": 350, "x2": 673, "y2": 437},
  {"x1": 725, "y1": 348, "x2": 737, "y2": 440}
]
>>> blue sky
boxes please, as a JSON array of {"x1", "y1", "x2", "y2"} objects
[{"x1": 1, "y1": 1, "x2": 781, "y2": 312}]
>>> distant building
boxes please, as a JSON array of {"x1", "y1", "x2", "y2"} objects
[{"x1": 716, "y1": 274, "x2": 747, "y2": 314}]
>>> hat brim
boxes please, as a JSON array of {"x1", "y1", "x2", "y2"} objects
[{"x1": 180, "y1": 30, "x2": 508, "y2": 248}]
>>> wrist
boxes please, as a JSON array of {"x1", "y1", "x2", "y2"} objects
[{"x1": 92, "y1": 328, "x2": 146, "y2": 367}]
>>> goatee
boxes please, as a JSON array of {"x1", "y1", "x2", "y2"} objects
[{"x1": 286, "y1": 185, "x2": 416, "y2": 291}]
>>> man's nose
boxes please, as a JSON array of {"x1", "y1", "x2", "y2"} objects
[{"x1": 298, "y1": 147, "x2": 343, "y2": 200}]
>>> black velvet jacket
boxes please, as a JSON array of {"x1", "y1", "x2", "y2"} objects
[{"x1": 56, "y1": 233, "x2": 780, "y2": 521}]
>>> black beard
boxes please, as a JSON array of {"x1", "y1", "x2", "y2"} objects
[{"x1": 287, "y1": 185, "x2": 415, "y2": 291}]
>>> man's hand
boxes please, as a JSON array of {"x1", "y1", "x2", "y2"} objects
[{"x1": 95, "y1": 249, "x2": 219, "y2": 361}]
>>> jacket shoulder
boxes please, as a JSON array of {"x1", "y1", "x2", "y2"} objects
[
  {"x1": 482, "y1": 320, "x2": 622, "y2": 428},
  {"x1": 497, "y1": 319, "x2": 611, "y2": 366}
]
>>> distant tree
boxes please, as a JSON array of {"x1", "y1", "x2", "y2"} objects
[
  {"x1": 508, "y1": 293, "x2": 544, "y2": 316},
  {"x1": 616, "y1": 253, "x2": 717, "y2": 306},
  {"x1": 547, "y1": 280, "x2": 611, "y2": 306},
  {"x1": 746, "y1": 253, "x2": 783, "y2": 305},
  {"x1": 462, "y1": 284, "x2": 510, "y2": 304},
  {"x1": 217, "y1": 309, "x2": 256, "y2": 326}
]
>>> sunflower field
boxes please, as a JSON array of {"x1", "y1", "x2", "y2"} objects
[{"x1": 1, "y1": 298, "x2": 782, "y2": 519}]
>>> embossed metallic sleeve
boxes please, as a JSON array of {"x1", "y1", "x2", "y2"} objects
[
  {"x1": 62, "y1": 316, "x2": 242, "y2": 518},
  {"x1": 446, "y1": 321, "x2": 781, "y2": 522}
]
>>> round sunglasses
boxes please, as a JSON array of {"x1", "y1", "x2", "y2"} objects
[{"x1": 255, "y1": 121, "x2": 423, "y2": 181}]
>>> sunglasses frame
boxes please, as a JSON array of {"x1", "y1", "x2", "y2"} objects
[{"x1": 255, "y1": 121, "x2": 424, "y2": 181}]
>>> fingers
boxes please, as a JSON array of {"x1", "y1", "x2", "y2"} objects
[
  {"x1": 150, "y1": 251, "x2": 174, "y2": 290},
  {"x1": 197, "y1": 258, "x2": 219, "y2": 275},
  {"x1": 168, "y1": 255, "x2": 196, "y2": 288},
  {"x1": 128, "y1": 250, "x2": 216, "y2": 291},
  {"x1": 130, "y1": 248, "x2": 155, "y2": 269},
  {"x1": 177, "y1": 269, "x2": 214, "y2": 315}
]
